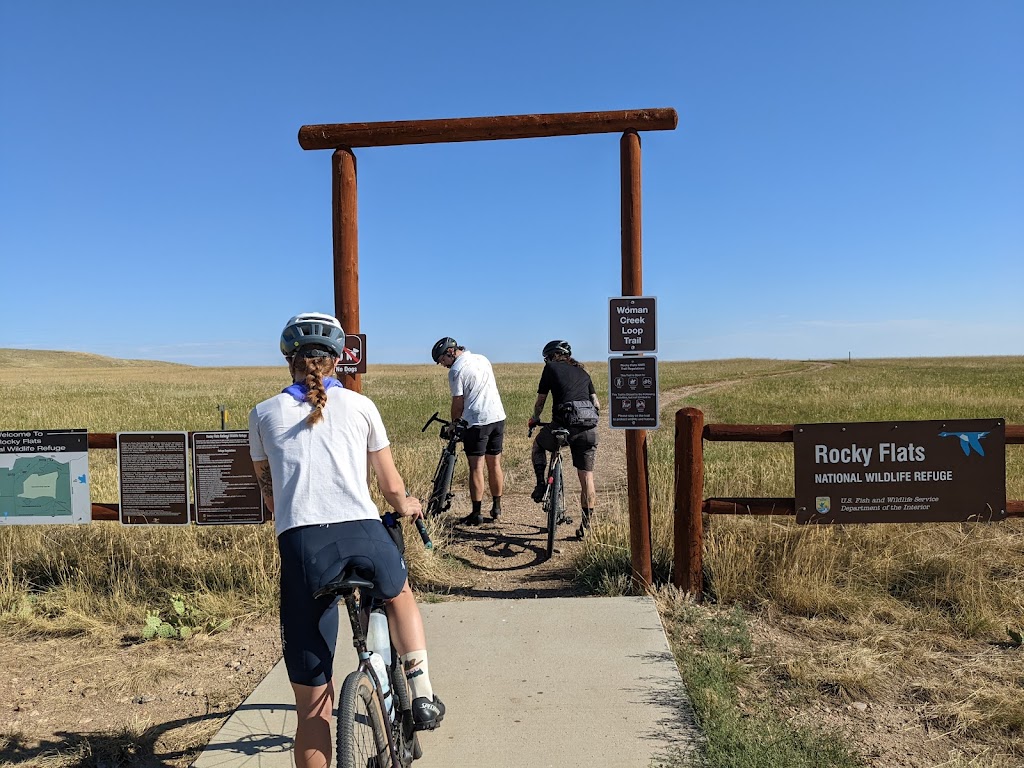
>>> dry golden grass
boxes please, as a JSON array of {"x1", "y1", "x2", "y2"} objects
[{"x1": 2, "y1": 350, "x2": 1022, "y2": 766}]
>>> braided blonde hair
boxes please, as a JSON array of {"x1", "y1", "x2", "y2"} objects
[{"x1": 288, "y1": 356, "x2": 337, "y2": 426}]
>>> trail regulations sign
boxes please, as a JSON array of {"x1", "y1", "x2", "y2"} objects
[
  {"x1": 608, "y1": 356, "x2": 659, "y2": 429},
  {"x1": 0, "y1": 429, "x2": 91, "y2": 525},
  {"x1": 608, "y1": 296, "x2": 656, "y2": 353},
  {"x1": 794, "y1": 418, "x2": 1006, "y2": 524},
  {"x1": 192, "y1": 431, "x2": 266, "y2": 525},
  {"x1": 118, "y1": 432, "x2": 190, "y2": 525}
]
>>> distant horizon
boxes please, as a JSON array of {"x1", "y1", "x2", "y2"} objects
[{"x1": 4, "y1": 346, "x2": 1022, "y2": 370}]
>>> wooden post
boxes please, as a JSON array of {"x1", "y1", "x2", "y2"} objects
[
  {"x1": 620, "y1": 130, "x2": 653, "y2": 588},
  {"x1": 332, "y1": 148, "x2": 360, "y2": 392},
  {"x1": 675, "y1": 408, "x2": 704, "y2": 599}
]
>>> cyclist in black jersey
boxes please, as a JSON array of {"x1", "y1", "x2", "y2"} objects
[{"x1": 526, "y1": 340, "x2": 600, "y2": 539}]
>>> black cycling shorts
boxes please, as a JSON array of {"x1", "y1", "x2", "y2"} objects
[
  {"x1": 277, "y1": 518, "x2": 408, "y2": 687},
  {"x1": 462, "y1": 419, "x2": 505, "y2": 457},
  {"x1": 536, "y1": 426, "x2": 598, "y2": 472}
]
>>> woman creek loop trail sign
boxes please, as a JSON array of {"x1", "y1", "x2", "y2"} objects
[
  {"x1": 794, "y1": 418, "x2": 1006, "y2": 524},
  {"x1": 607, "y1": 296, "x2": 659, "y2": 430}
]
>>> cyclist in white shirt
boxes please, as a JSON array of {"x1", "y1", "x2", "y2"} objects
[
  {"x1": 251, "y1": 313, "x2": 444, "y2": 768},
  {"x1": 431, "y1": 336, "x2": 506, "y2": 525}
]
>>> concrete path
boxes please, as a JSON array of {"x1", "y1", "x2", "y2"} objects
[{"x1": 193, "y1": 596, "x2": 699, "y2": 767}]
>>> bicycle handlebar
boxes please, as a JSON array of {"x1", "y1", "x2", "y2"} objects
[
  {"x1": 422, "y1": 411, "x2": 467, "y2": 441},
  {"x1": 528, "y1": 421, "x2": 551, "y2": 438},
  {"x1": 382, "y1": 508, "x2": 433, "y2": 550}
]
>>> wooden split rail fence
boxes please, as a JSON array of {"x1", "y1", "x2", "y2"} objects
[{"x1": 672, "y1": 407, "x2": 1024, "y2": 600}]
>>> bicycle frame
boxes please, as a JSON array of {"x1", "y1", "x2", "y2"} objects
[
  {"x1": 421, "y1": 412, "x2": 466, "y2": 518},
  {"x1": 530, "y1": 422, "x2": 569, "y2": 559},
  {"x1": 314, "y1": 575, "x2": 414, "y2": 768}
]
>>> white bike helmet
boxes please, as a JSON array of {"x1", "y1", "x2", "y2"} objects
[{"x1": 280, "y1": 312, "x2": 347, "y2": 358}]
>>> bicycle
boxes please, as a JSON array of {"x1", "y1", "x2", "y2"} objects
[
  {"x1": 421, "y1": 412, "x2": 467, "y2": 519},
  {"x1": 528, "y1": 421, "x2": 571, "y2": 559},
  {"x1": 313, "y1": 514, "x2": 424, "y2": 768}
]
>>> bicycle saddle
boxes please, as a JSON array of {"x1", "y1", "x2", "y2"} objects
[{"x1": 314, "y1": 574, "x2": 375, "y2": 601}]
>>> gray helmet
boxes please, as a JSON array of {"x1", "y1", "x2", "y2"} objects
[
  {"x1": 280, "y1": 312, "x2": 346, "y2": 358},
  {"x1": 431, "y1": 336, "x2": 457, "y2": 363},
  {"x1": 543, "y1": 339, "x2": 571, "y2": 360}
]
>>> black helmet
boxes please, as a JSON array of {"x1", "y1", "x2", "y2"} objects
[
  {"x1": 431, "y1": 337, "x2": 457, "y2": 363},
  {"x1": 280, "y1": 312, "x2": 347, "y2": 358},
  {"x1": 543, "y1": 339, "x2": 571, "y2": 360}
]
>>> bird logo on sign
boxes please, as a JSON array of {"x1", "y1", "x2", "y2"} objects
[{"x1": 937, "y1": 431, "x2": 990, "y2": 457}]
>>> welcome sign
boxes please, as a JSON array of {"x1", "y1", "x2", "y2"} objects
[{"x1": 794, "y1": 418, "x2": 1006, "y2": 524}]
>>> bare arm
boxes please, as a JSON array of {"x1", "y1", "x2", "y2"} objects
[
  {"x1": 251, "y1": 460, "x2": 275, "y2": 514},
  {"x1": 531, "y1": 393, "x2": 547, "y2": 422},
  {"x1": 368, "y1": 446, "x2": 422, "y2": 518},
  {"x1": 591, "y1": 392, "x2": 600, "y2": 410},
  {"x1": 450, "y1": 395, "x2": 465, "y2": 422}
]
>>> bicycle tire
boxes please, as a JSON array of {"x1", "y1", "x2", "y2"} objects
[
  {"x1": 438, "y1": 452, "x2": 456, "y2": 512},
  {"x1": 337, "y1": 668, "x2": 389, "y2": 768},
  {"x1": 389, "y1": 658, "x2": 421, "y2": 764},
  {"x1": 427, "y1": 452, "x2": 456, "y2": 517},
  {"x1": 545, "y1": 461, "x2": 561, "y2": 559}
]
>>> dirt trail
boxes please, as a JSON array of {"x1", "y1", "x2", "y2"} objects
[{"x1": 432, "y1": 361, "x2": 834, "y2": 598}]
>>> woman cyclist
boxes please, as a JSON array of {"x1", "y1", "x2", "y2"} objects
[
  {"x1": 526, "y1": 339, "x2": 600, "y2": 540},
  {"x1": 249, "y1": 312, "x2": 444, "y2": 768}
]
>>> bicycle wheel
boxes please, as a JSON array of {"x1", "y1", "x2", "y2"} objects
[
  {"x1": 438, "y1": 452, "x2": 456, "y2": 512},
  {"x1": 389, "y1": 659, "x2": 422, "y2": 765},
  {"x1": 427, "y1": 452, "x2": 456, "y2": 517},
  {"x1": 545, "y1": 462, "x2": 561, "y2": 559},
  {"x1": 337, "y1": 669, "x2": 389, "y2": 768}
]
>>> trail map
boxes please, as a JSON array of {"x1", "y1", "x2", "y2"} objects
[{"x1": 0, "y1": 430, "x2": 91, "y2": 525}]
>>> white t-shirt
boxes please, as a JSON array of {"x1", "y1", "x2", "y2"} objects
[
  {"x1": 248, "y1": 387, "x2": 390, "y2": 536},
  {"x1": 448, "y1": 350, "x2": 506, "y2": 427}
]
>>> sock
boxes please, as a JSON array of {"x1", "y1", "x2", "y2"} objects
[
  {"x1": 491, "y1": 495, "x2": 501, "y2": 511},
  {"x1": 533, "y1": 463, "x2": 546, "y2": 485},
  {"x1": 471, "y1": 500, "x2": 482, "y2": 517},
  {"x1": 582, "y1": 508, "x2": 593, "y2": 528},
  {"x1": 402, "y1": 650, "x2": 433, "y2": 700}
]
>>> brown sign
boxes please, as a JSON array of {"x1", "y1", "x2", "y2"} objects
[
  {"x1": 117, "y1": 432, "x2": 190, "y2": 525},
  {"x1": 335, "y1": 333, "x2": 367, "y2": 376},
  {"x1": 608, "y1": 356, "x2": 659, "y2": 429},
  {"x1": 192, "y1": 431, "x2": 266, "y2": 525},
  {"x1": 609, "y1": 296, "x2": 656, "y2": 353},
  {"x1": 795, "y1": 418, "x2": 1006, "y2": 524}
]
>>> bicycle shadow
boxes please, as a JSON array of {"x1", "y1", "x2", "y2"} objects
[
  {"x1": 442, "y1": 522, "x2": 575, "y2": 572},
  {"x1": 0, "y1": 708, "x2": 242, "y2": 768}
]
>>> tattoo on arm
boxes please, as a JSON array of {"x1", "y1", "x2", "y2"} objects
[{"x1": 258, "y1": 465, "x2": 274, "y2": 497}]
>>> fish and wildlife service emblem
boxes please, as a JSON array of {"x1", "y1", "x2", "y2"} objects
[{"x1": 815, "y1": 496, "x2": 831, "y2": 515}]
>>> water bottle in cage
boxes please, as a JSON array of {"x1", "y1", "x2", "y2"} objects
[
  {"x1": 366, "y1": 607, "x2": 393, "y2": 665},
  {"x1": 366, "y1": 607, "x2": 395, "y2": 722},
  {"x1": 368, "y1": 651, "x2": 395, "y2": 723}
]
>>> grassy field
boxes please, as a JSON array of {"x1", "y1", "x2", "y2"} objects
[{"x1": 1, "y1": 351, "x2": 1022, "y2": 767}]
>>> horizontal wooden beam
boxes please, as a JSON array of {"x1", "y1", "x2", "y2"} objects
[
  {"x1": 298, "y1": 108, "x2": 678, "y2": 150},
  {"x1": 704, "y1": 498, "x2": 796, "y2": 515}
]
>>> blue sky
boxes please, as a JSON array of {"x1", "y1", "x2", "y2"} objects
[{"x1": 2, "y1": 2, "x2": 1021, "y2": 366}]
